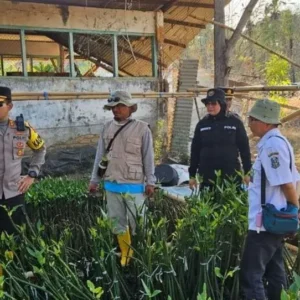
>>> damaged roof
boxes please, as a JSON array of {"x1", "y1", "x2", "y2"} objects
[{"x1": 7, "y1": 0, "x2": 221, "y2": 76}]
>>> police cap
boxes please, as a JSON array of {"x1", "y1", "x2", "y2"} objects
[
  {"x1": 201, "y1": 88, "x2": 226, "y2": 105},
  {"x1": 218, "y1": 87, "x2": 234, "y2": 99},
  {"x1": 0, "y1": 87, "x2": 12, "y2": 103}
]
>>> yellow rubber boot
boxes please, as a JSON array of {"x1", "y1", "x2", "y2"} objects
[{"x1": 117, "y1": 228, "x2": 133, "y2": 267}]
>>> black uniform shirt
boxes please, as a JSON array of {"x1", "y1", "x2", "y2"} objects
[{"x1": 189, "y1": 112, "x2": 251, "y2": 186}]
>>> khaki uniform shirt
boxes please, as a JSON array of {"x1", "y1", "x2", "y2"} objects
[{"x1": 0, "y1": 119, "x2": 46, "y2": 199}]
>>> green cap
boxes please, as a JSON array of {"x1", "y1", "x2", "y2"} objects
[
  {"x1": 248, "y1": 99, "x2": 281, "y2": 124},
  {"x1": 104, "y1": 91, "x2": 137, "y2": 111}
]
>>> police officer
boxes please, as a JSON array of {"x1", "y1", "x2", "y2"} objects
[
  {"x1": 240, "y1": 99, "x2": 300, "y2": 300},
  {"x1": 0, "y1": 86, "x2": 46, "y2": 235},
  {"x1": 189, "y1": 88, "x2": 251, "y2": 190},
  {"x1": 89, "y1": 91, "x2": 155, "y2": 267}
]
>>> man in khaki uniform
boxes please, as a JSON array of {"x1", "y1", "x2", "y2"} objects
[
  {"x1": 89, "y1": 91, "x2": 155, "y2": 267},
  {"x1": 0, "y1": 86, "x2": 46, "y2": 235}
]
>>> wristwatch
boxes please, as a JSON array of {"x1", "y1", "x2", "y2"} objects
[{"x1": 28, "y1": 170, "x2": 38, "y2": 178}]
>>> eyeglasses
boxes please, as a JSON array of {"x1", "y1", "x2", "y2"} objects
[{"x1": 108, "y1": 97, "x2": 120, "y2": 103}]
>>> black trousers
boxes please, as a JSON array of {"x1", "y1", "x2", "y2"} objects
[
  {"x1": 0, "y1": 194, "x2": 25, "y2": 235},
  {"x1": 240, "y1": 230, "x2": 287, "y2": 300}
]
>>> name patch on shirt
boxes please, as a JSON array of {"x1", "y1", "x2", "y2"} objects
[
  {"x1": 200, "y1": 127, "x2": 211, "y2": 132},
  {"x1": 224, "y1": 126, "x2": 236, "y2": 130},
  {"x1": 268, "y1": 151, "x2": 279, "y2": 157}
]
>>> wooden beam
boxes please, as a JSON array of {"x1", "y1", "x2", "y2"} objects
[
  {"x1": 164, "y1": 18, "x2": 205, "y2": 29},
  {"x1": 164, "y1": 39, "x2": 186, "y2": 48},
  {"x1": 175, "y1": 2, "x2": 214, "y2": 8},
  {"x1": 159, "y1": 0, "x2": 180, "y2": 12}
]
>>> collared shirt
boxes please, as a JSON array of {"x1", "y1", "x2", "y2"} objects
[{"x1": 248, "y1": 128, "x2": 300, "y2": 231}]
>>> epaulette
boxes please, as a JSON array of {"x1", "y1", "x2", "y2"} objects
[{"x1": 25, "y1": 121, "x2": 45, "y2": 150}]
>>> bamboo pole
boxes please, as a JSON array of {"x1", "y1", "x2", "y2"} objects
[
  {"x1": 285, "y1": 243, "x2": 298, "y2": 254},
  {"x1": 190, "y1": 15, "x2": 300, "y2": 70},
  {"x1": 12, "y1": 92, "x2": 199, "y2": 101},
  {"x1": 188, "y1": 85, "x2": 300, "y2": 93},
  {"x1": 11, "y1": 85, "x2": 300, "y2": 101},
  {"x1": 234, "y1": 94, "x2": 299, "y2": 110},
  {"x1": 248, "y1": 108, "x2": 300, "y2": 139}
]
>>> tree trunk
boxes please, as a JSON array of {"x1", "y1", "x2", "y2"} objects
[
  {"x1": 214, "y1": 0, "x2": 259, "y2": 87},
  {"x1": 214, "y1": 0, "x2": 227, "y2": 87},
  {"x1": 289, "y1": 38, "x2": 296, "y2": 83}
]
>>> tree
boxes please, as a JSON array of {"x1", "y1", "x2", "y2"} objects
[{"x1": 214, "y1": 0, "x2": 260, "y2": 86}]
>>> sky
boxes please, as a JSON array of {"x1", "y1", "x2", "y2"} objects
[{"x1": 225, "y1": 0, "x2": 300, "y2": 27}]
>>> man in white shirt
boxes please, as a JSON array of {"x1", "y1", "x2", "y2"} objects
[{"x1": 240, "y1": 99, "x2": 300, "y2": 300}]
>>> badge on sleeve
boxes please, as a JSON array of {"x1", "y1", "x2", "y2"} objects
[{"x1": 270, "y1": 156, "x2": 280, "y2": 169}]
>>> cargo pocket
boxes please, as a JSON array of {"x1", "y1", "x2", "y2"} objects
[
  {"x1": 125, "y1": 137, "x2": 141, "y2": 155},
  {"x1": 126, "y1": 162, "x2": 143, "y2": 180}
]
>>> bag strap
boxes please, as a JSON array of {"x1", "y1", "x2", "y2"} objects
[
  {"x1": 261, "y1": 135, "x2": 292, "y2": 207},
  {"x1": 105, "y1": 120, "x2": 133, "y2": 153}
]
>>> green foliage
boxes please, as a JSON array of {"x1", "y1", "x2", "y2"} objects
[
  {"x1": 281, "y1": 272, "x2": 300, "y2": 299},
  {"x1": 33, "y1": 62, "x2": 55, "y2": 73},
  {"x1": 153, "y1": 119, "x2": 166, "y2": 164},
  {"x1": 231, "y1": 5, "x2": 300, "y2": 83},
  {"x1": 266, "y1": 55, "x2": 291, "y2": 86},
  {"x1": 0, "y1": 176, "x2": 291, "y2": 300},
  {"x1": 265, "y1": 55, "x2": 291, "y2": 105}
]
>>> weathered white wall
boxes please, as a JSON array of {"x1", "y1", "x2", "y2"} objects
[
  {"x1": 0, "y1": 77, "x2": 159, "y2": 147},
  {"x1": 1, "y1": 1, "x2": 155, "y2": 34}
]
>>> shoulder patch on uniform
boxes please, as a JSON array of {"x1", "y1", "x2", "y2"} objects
[
  {"x1": 270, "y1": 156, "x2": 280, "y2": 169},
  {"x1": 25, "y1": 121, "x2": 45, "y2": 150}
]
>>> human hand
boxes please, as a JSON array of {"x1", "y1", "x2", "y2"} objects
[
  {"x1": 244, "y1": 175, "x2": 250, "y2": 186},
  {"x1": 88, "y1": 182, "x2": 99, "y2": 193},
  {"x1": 18, "y1": 176, "x2": 35, "y2": 193},
  {"x1": 189, "y1": 178, "x2": 198, "y2": 190},
  {"x1": 145, "y1": 185, "x2": 155, "y2": 197}
]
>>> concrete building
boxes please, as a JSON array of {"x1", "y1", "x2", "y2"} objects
[{"x1": 0, "y1": 0, "x2": 217, "y2": 158}]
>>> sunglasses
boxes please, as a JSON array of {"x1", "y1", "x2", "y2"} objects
[{"x1": 108, "y1": 97, "x2": 120, "y2": 103}]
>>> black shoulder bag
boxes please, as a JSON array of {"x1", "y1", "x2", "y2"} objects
[
  {"x1": 97, "y1": 120, "x2": 133, "y2": 177},
  {"x1": 261, "y1": 136, "x2": 298, "y2": 235}
]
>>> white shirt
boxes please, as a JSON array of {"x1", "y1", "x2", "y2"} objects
[{"x1": 248, "y1": 128, "x2": 300, "y2": 231}]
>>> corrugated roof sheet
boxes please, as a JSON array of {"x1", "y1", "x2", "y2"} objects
[{"x1": 6, "y1": 0, "x2": 227, "y2": 76}]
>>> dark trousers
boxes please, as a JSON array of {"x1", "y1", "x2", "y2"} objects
[
  {"x1": 240, "y1": 230, "x2": 286, "y2": 300},
  {"x1": 0, "y1": 194, "x2": 25, "y2": 235}
]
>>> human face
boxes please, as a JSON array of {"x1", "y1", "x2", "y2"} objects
[
  {"x1": 0, "y1": 101, "x2": 12, "y2": 121},
  {"x1": 248, "y1": 116, "x2": 269, "y2": 137},
  {"x1": 205, "y1": 101, "x2": 221, "y2": 116},
  {"x1": 112, "y1": 103, "x2": 132, "y2": 121}
]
